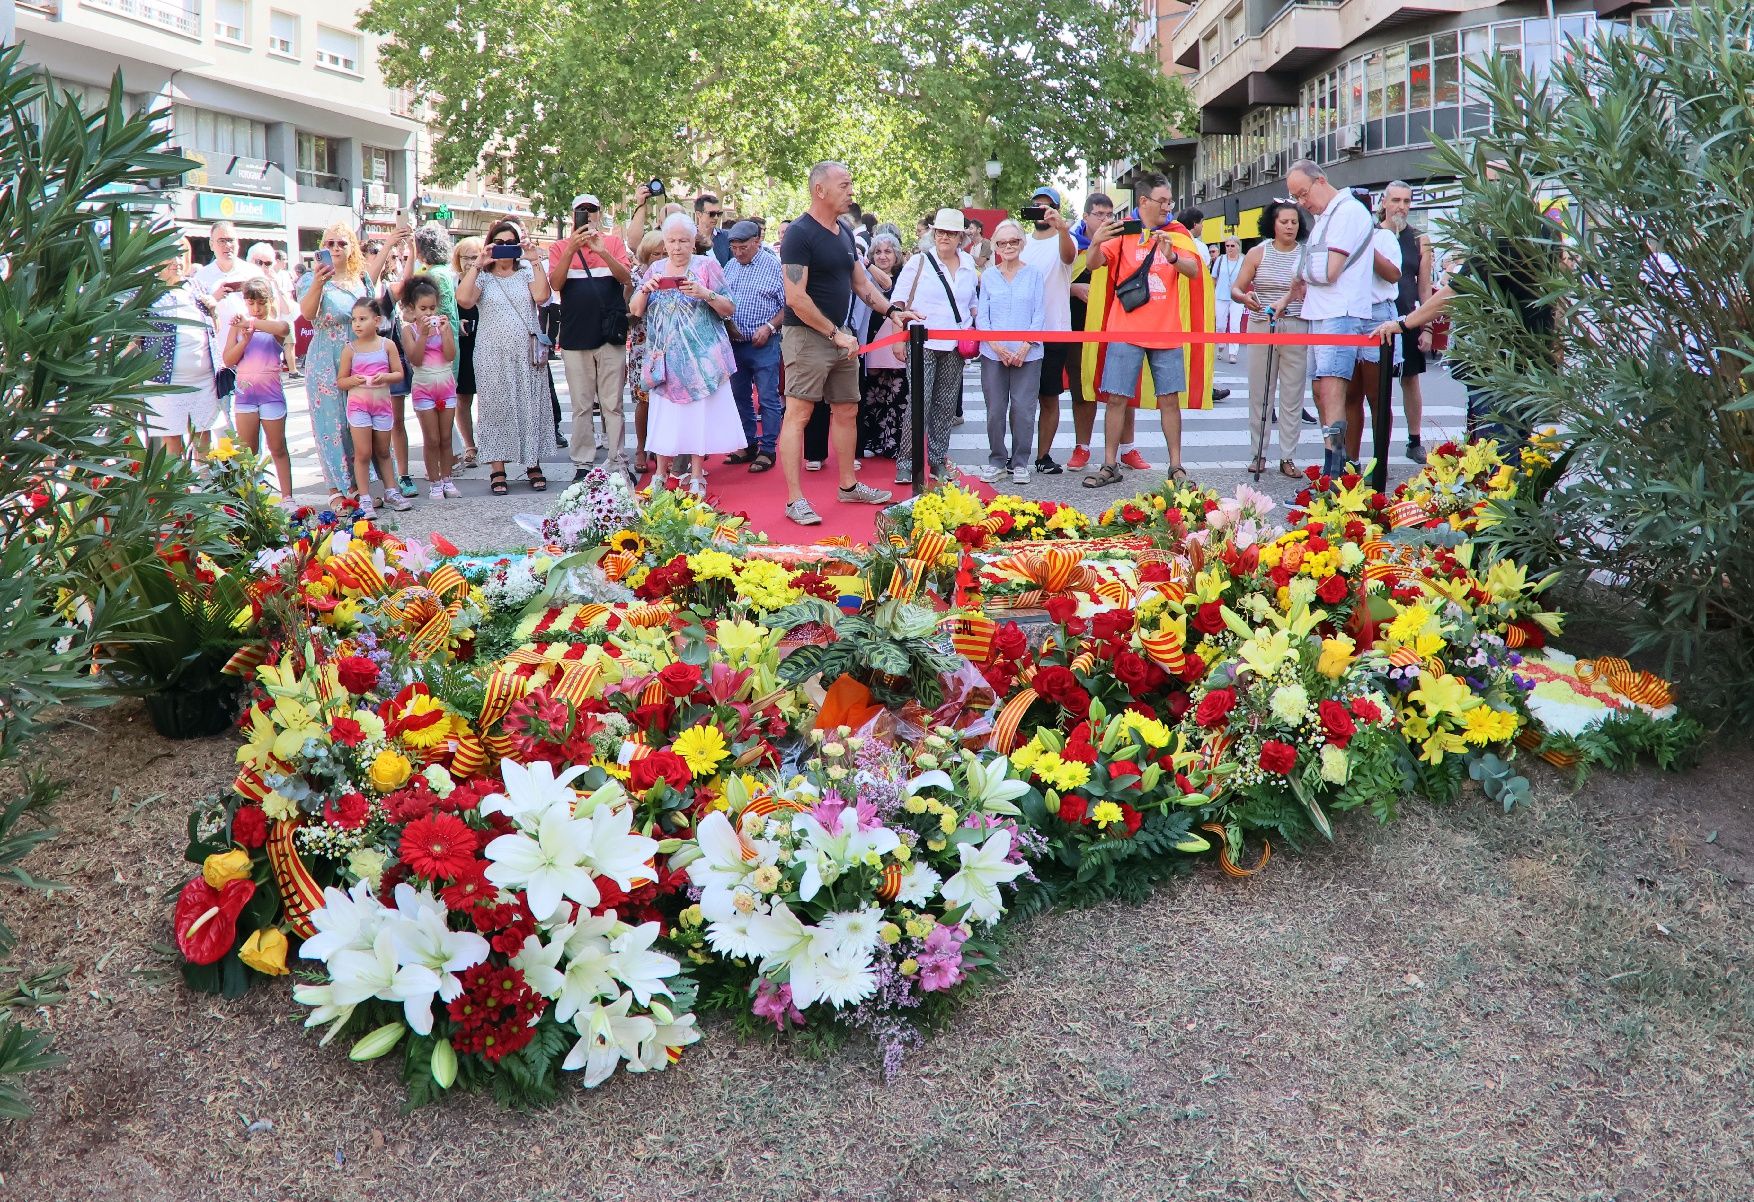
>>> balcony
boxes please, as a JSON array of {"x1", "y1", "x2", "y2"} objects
[
  {"x1": 19, "y1": 0, "x2": 61, "y2": 16},
  {"x1": 296, "y1": 170, "x2": 348, "y2": 206},
  {"x1": 80, "y1": 0, "x2": 201, "y2": 38}
]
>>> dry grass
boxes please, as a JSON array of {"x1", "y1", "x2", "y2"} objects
[{"x1": 1, "y1": 704, "x2": 1750, "y2": 1202}]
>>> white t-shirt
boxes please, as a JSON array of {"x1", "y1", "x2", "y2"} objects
[
  {"x1": 1019, "y1": 230, "x2": 1074, "y2": 331},
  {"x1": 191, "y1": 258, "x2": 266, "y2": 370},
  {"x1": 1299, "y1": 193, "x2": 1375, "y2": 321},
  {"x1": 893, "y1": 249, "x2": 977, "y2": 352},
  {"x1": 1370, "y1": 228, "x2": 1402, "y2": 305}
]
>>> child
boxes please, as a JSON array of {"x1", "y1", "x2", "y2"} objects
[
  {"x1": 221, "y1": 278, "x2": 295, "y2": 504},
  {"x1": 337, "y1": 297, "x2": 408, "y2": 518},
  {"x1": 399, "y1": 277, "x2": 459, "y2": 499}
]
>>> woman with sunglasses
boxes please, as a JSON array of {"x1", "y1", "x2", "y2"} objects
[
  {"x1": 298, "y1": 223, "x2": 373, "y2": 508},
  {"x1": 455, "y1": 220, "x2": 557, "y2": 494},
  {"x1": 974, "y1": 219, "x2": 1047, "y2": 485},
  {"x1": 1230, "y1": 199, "x2": 1311, "y2": 478}
]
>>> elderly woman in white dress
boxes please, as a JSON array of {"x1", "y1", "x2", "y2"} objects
[{"x1": 626, "y1": 212, "x2": 745, "y2": 498}]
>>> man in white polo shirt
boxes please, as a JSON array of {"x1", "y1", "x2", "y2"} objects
[
  {"x1": 1286, "y1": 159, "x2": 1379, "y2": 476},
  {"x1": 548, "y1": 192, "x2": 634, "y2": 478},
  {"x1": 190, "y1": 219, "x2": 265, "y2": 417}
]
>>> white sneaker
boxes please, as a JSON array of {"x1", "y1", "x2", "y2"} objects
[
  {"x1": 1011, "y1": 467, "x2": 1032, "y2": 485},
  {"x1": 358, "y1": 499, "x2": 377, "y2": 521},
  {"x1": 804, "y1": 460, "x2": 824, "y2": 472},
  {"x1": 978, "y1": 465, "x2": 1004, "y2": 483},
  {"x1": 441, "y1": 479, "x2": 460, "y2": 498},
  {"x1": 430, "y1": 481, "x2": 446, "y2": 500},
  {"x1": 382, "y1": 491, "x2": 413, "y2": 512}
]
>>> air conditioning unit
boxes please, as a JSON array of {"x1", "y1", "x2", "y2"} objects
[
  {"x1": 1295, "y1": 139, "x2": 1316, "y2": 159},
  {"x1": 384, "y1": 191, "x2": 401, "y2": 212},
  {"x1": 1256, "y1": 153, "x2": 1273, "y2": 177},
  {"x1": 366, "y1": 182, "x2": 386, "y2": 207},
  {"x1": 1236, "y1": 161, "x2": 1254, "y2": 183},
  {"x1": 1340, "y1": 123, "x2": 1365, "y2": 151},
  {"x1": 1219, "y1": 169, "x2": 1234, "y2": 188}
]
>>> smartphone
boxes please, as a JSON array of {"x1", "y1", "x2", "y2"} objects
[
  {"x1": 653, "y1": 275, "x2": 682, "y2": 290},
  {"x1": 1120, "y1": 218, "x2": 1144, "y2": 235},
  {"x1": 1021, "y1": 206, "x2": 1047, "y2": 222},
  {"x1": 316, "y1": 248, "x2": 334, "y2": 269},
  {"x1": 395, "y1": 208, "x2": 413, "y2": 232},
  {"x1": 647, "y1": 178, "x2": 666, "y2": 197},
  {"x1": 489, "y1": 243, "x2": 523, "y2": 260}
]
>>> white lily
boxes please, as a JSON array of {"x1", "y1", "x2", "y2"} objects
[
  {"x1": 940, "y1": 827, "x2": 1028, "y2": 924},
  {"x1": 792, "y1": 807, "x2": 899, "y2": 902},
  {"x1": 574, "y1": 777, "x2": 630, "y2": 817},
  {"x1": 510, "y1": 929, "x2": 569, "y2": 999},
  {"x1": 629, "y1": 1011, "x2": 702, "y2": 1073},
  {"x1": 962, "y1": 752, "x2": 1030, "y2": 815},
  {"x1": 699, "y1": 887, "x2": 769, "y2": 959},
  {"x1": 745, "y1": 899, "x2": 812, "y2": 967},
  {"x1": 384, "y1": 884, "x2": 490, "y2": 1002},
  {"x1": 576, "y1": 800, "x2": 660, "y2": 893},
  {"x1": 291, "y1": 981, "x2": 355, "y2": 1045},
  {"x1": 609, "y1": 921, "x2": 680, "y2": 1006},
  {"x1": 480, "y1": 759, "x2": 590, "y2": 823},
  {"x1": 484, "y1": 798, "x2": 602, "y2": 924},
  {"x1": 685, "y1": 811, "x2": 765, "y2": 895},
  {"x1": 562, "y1": 992, "x2": 656, "y2": 1087},
  {"x1": 300, "y1": 880, "x2": 385, "y2": 964},
  {"x1": 551, "y1": 913, "x2": 624, "y2": 1025},
  {"x1": 327, "y1": 928, "x2": 444, "y2": 1035}
]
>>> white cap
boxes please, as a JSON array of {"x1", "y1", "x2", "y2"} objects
[
  {"x1": 930, "y1": 207, "x2": 966, "y2": 233},
  {"x1": 571, "y1": 193, "x2": 602, "y2": 210}
]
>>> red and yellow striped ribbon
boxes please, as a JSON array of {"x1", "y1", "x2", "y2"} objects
[
  {"x1": 944, "y1": 614, "x2": 997, "y2": 662},
  {"x1": 1200, "y1": 821, "x2": 1273, "y2": 878},
  {"x1": 335, "y1": 544, "x2": 387, "y2": 595},
  {"x1": 427, "y1": 563, "x2": 470, "y2": 600},
  {"x1": 1140, "y1": 630, "x2": 1187, "y2": 673},
  {"x1": 266, "y1": 819, "x2": 326, "y2": 938},
  {"x1": 1575, "y1": 656, "x2": 1673, "y2": 708},
  {"x1": 989, "y1": 687, "x2": 1039, "y2": 754},
  {"x1": 601, "y1": 551, "x2": 638, "y2": 582},
  {"x1": 1386, "y1": 500, "x2": 1431, "y2": 530}
]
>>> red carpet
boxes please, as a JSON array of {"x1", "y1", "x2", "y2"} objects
[{"x1": 640, "y1": 457, "x2": 983, "y2": 545}]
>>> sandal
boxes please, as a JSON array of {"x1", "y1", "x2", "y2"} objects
[
  {"x1": 525, "y1": 467, "x2": 547, "y2": 492},
  {"x1": 724, "y1": 446, "x2": 759, "y2": 466},
  {"x1": 1248, "y1": 456, "x2": 1266, "y2": 476},
  {"x1": 1082, "y1": 463, "x2": 1124, "y2": 489},
  {"x1": 749, "y1": 451, "x2": 776, "y2": 473},
  {"x1": 1279, "y1": 460, "x2": 1300, "y2": 479},
  {"x1": 489, "y1": 470, "x2": 509, "y2": 496}
]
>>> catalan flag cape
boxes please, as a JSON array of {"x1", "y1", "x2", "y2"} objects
[{"x1": 1077, "y1": 221, "x2": 1216, "y2": 411}]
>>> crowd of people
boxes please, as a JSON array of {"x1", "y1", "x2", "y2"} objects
[{"x1": 139, "y1": 158, "x2": 1477, "y2": 525}]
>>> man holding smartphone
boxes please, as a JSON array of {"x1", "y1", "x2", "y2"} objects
[
  {"x1": 549, "y1": 192, "x2": 634, "y2": 478},
  {"x1": 1019, "y1": 185, "x2": 1077, "y2": 475},
  {"x1": 192, "y1": 220, "x2": 266, "y2": 415}
]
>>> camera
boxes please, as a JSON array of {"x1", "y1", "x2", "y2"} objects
[
  {"x1": 1020, "y1": 206, "x2": 1047, "y2": 223},
  {"x1": 1120, "y1": 218, "x2": 1144, "y2": 235},
  {"x1": 647, "y1": 178, "x2": 666, "y2": 197}
]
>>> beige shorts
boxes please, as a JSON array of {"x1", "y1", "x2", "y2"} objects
[{"x1": 781, "y1": 324, "x2": 860, "y2": 404}]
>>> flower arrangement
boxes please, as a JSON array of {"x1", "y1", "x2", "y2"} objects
[{"x1": 537, "y1": 467, "x2": 641, "y2": 551}]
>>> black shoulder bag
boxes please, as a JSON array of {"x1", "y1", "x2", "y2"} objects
[{"x1": 1112, "y1": 242, "x2": 1159, "y2": 313}]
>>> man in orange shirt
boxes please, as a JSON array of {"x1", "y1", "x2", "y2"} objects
[{"x1": 1080, "y1": 173, "x2": 1200, "y2": 488}]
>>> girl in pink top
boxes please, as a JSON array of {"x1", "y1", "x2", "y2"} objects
[
  {"x1": 337, "y1": 297, "x2": 407, "y2": 518},
  {"x1": 399, "y1": 277, "x2": 460, "y2": 498},
  {"x1": 221, "y1": 278, "x2": 295, "y2": 502}
]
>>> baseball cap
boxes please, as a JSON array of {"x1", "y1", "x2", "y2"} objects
[
  {"x1": 727, "y1": 220, "x2": 762, "y2": 242},
  {"x1": 571, "y1": 193, "x2": 602, "y2": 211},
  {"x1": 1031, "y1": 185, "x2": 1063, "y2": 208}
]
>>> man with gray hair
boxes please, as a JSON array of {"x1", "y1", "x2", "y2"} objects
[
  {"x1": 1285, "y1": 159, "x2": 1378, "y2": 476},
  {"x1": 1381, "y1": 180, "x2": 1432, "y2": 463},
  {"x1": 191, "y1": 219, "x2": 266, "y2": 410}
]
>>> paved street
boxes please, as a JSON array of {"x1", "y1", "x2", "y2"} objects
[{"x1": 278, "y1": 352, "x2": 1470, "y2": 504}]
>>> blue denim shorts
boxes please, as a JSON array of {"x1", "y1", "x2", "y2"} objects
[
  {"x1": 1100, "y1": 341, "x2": 1186, "y2": 400},
  {"x1": 1308, "y1": 315, "x2": 1379, "y2": 381}
]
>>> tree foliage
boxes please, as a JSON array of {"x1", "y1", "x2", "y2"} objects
[
  {"x1": 1430, "y1": 1, "x2": 1754, "y2": 728},
  {"x1": 361, "y1": 0, "x2": 1192, "y2": 223}
]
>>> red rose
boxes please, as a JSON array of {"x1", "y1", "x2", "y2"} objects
[
  {"x1": 993, "y1": 622, "x2": 1029, "y2": 661},
  {"x1": 325, "y1": 791, "x2": 370, "y2": 830},
  {"x1": 1167, "y1": 690, "x2": 1192, "y2": 720},
  {"x1": 329, "y1": 715, "x2": 367, "y2": 747},
  {"x1": 1178, "y1": 653, "x2": 1206, "y2": 685},
  {"x1": 630, "y1": 750, "x2": 691, "y2": 794},
  {"x1": 1121, "y1": 503, "x2": 1147, "y2": 524},
  {"x1": 1344, "y1": 519, "x2": 1367, "y2": 543},
  {"x1": 1192, "y1": 687, "x2": 1234, "y2": 726},
  {"x1": 230, "y1": 805, "x2": 268, "y2": 849},
  {"x1": 1350, "y1": 697, "x2": 1383, "y2": 723},
  {"x1": 1192, "y1": 601, "x2": 1226, "y2": 636},
  {"x1": 1092, "y1": 610, "x2": 1136, "y2": 643},
  {"x1": 630, "y1": 700, "x2": 674, "y2": 735},
  {"x1": 1113, "y1": 651, "x2": 1152, "y2": 693},
  {"x1": 657, "y1": 661, "x2": 703, "y2": 698},
  {"x1": 1317, "y1": 575, "x2": 1349, "y2": 604},
  {"x1": 1258, "y1": 740, "x2": 1297, "y2": 775},
  {"x1": 1062, "y1": 686, "x2": 1091, "y2": 720},
  {"x1": 1044, "y1": 595, "x2": 1079, "y2": 626},
  {"x1": 335, "y1": 655, "x2": 380, "y2": 695},
  {"x1": 1056, "y1": 795, "x2": 1088, "y2": 824},
  {"x1": 1139, "y1": 561, "x2": 1172, "y2": 584},
  {"x1": 1318, "y1": 699, "x2": 1356, "y2": 748},
  {"x1": 953, "y1": 523, "x2": 989, "y2": 549},
  {"x1": 1032, "y1": 666, "x2": 1080, "y2": 705}
]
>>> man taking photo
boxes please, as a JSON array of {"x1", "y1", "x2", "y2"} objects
[{"x1": 548, "y1": 192, "x2": 634, "y2": 479}]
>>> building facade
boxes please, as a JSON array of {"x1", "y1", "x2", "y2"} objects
[
  {"x1": 1125, "y1": 0, "x2": 1681, "y2": 245},
  {"x1": 12, "y1": 0, "x2": 421, "y2": 260}
]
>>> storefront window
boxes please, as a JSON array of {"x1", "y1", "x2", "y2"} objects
[
  {"x1": 1409, "y1": 39, "x2": 1432, "y2": 110},
  {"x1": 1384, "y1": 44, "x2": 1407, "y2": 117},
  {"x1": 1434, "y1": 33, "x2": 1460, "y2": 107}
]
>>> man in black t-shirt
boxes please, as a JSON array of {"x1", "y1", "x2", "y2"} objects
[
  {"x1": 776, "y1": 161, "x2": 921, "y2": 526},
  {"x1": 547, "y1": 193, "x2": 635, "y2": 478}
]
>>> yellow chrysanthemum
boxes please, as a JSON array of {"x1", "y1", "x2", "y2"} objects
[
  {"x1": 673, "y1": 724, "x2": 730, "y2": 778},
  {"x1": 1091, "y1": 801, "x2": 1124, "y2": 828}
]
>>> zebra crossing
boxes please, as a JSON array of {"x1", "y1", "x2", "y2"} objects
[{"x1": 277, "y1": 355, "x2": 1473, "y2": 492}]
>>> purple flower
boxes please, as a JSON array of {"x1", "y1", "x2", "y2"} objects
[
  {"x1": 853, "y1": 799, "x2": 883, "y2": 832},
  {"x1": 916, "y1": 925, "x2": 968, "y2": 993},
  {"x1": 808, "y1": 797, "x2": 844, "y2": 834}
]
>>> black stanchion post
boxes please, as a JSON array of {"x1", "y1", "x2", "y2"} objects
[
  {"x1": 908, "y1": 323, "x2": 928, "y2": 498},
  {"x1": 1370, "y1": 346, "x2": 1395, "y2": 495}
]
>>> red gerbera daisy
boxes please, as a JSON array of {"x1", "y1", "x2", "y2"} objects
[
  {"x1": 440, "y1": 860, "x2": 494, "y2": 912},
  {"x1": 399, "y1": 812, "x2": 478, "y2": 881}
]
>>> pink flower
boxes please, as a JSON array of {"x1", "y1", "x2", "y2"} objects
[
  {"x1": 916, "y1": 924, "x2": 968, "y2": 993},
  {"x1": 752, "y1": 979, "x2": 805, "y2": 1030}
]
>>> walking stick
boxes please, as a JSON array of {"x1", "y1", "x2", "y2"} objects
[
  {"x1": 907, "y1": 323, "x2": 928, "y2": 499},
  {"x1": 1369, "y1": 339, "x2": 1395, "y2": 495},
  {"x1": 1248, "y1": 306, "x2": 1277, "y2": 483}
]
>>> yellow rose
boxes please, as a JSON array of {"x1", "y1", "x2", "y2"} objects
[
  {"x1": 239, "y1": 928, "x2": 289, "y2": 976},
  {"x1": 1317, "y1": 636, "x2": 1357, "y2": 679},
  {"x1": 368, "y1": 749, "x2": 413, "y2": 793},
  {"x1": 202, "y1": 849, "x2": 253, "y2": 889}
]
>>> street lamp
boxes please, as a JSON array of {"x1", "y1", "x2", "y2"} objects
[{"x1": 985, "y1": 156, "x2": 1002, "y2": 206}]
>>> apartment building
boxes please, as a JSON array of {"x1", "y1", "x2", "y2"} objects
[
  {"x1": 10, "y1": 0, "x2": 419, "y2": 260},
  {"x1": 1125, "y1": 0, "x2": 1683, "y2": 245}
]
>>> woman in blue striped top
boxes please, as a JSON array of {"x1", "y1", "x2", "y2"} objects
[{"x1": 975, "y1": 219, "x2": 1048, "y2": 485}]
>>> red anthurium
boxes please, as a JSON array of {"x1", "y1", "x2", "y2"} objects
[{"x1": 174, "y1": 876, "x2": 257, "y2": 965}]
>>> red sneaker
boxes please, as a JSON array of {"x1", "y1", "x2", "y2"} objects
[
  {"x1": 1065, "y1": 446, "x2": 1090, "y2": 471},
  {"x1": 1119, "y1": 449, "x2": 1151, "y2": 471}
]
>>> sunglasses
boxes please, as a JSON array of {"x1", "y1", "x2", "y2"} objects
[
  {"x1": 575, "y1": 205, "x2": 600, "y2": 215},
  {"x1": 994, "y1": 239, "x2": 1024, "y2": 247},
  {"x1": 492, "y1": 238, "x2": 519, "y2": 245},
  {"x1": 704, "y1": 210, "x2": 722, "y2": 218}
]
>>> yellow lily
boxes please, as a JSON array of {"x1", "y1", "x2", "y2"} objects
[{"x1": 1409, "y1": 671, "x2": 1474, "y2": 719}]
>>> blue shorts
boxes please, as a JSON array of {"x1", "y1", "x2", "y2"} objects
[
  {"x1": 1100, "y1": 342, "x2": 1186, "y2": 401},
  {"x1": 1308, "y1": 315, "x2": 1379, "y2": 381},
  {"x1": 232, "y1": 393, "x2": 287, "y2": 422}
]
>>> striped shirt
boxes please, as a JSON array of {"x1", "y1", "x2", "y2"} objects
[
  {"x1": 1253, "y1": 243, "x2": 1303, "y2": 318},
  {"x1": 722, "y1": 246, "x2": 786, "y2": 338}
]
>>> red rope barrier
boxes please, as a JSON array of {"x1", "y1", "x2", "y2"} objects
[{"x1": 855, "y1": 325, "x2": 1380, "y2": 355}]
